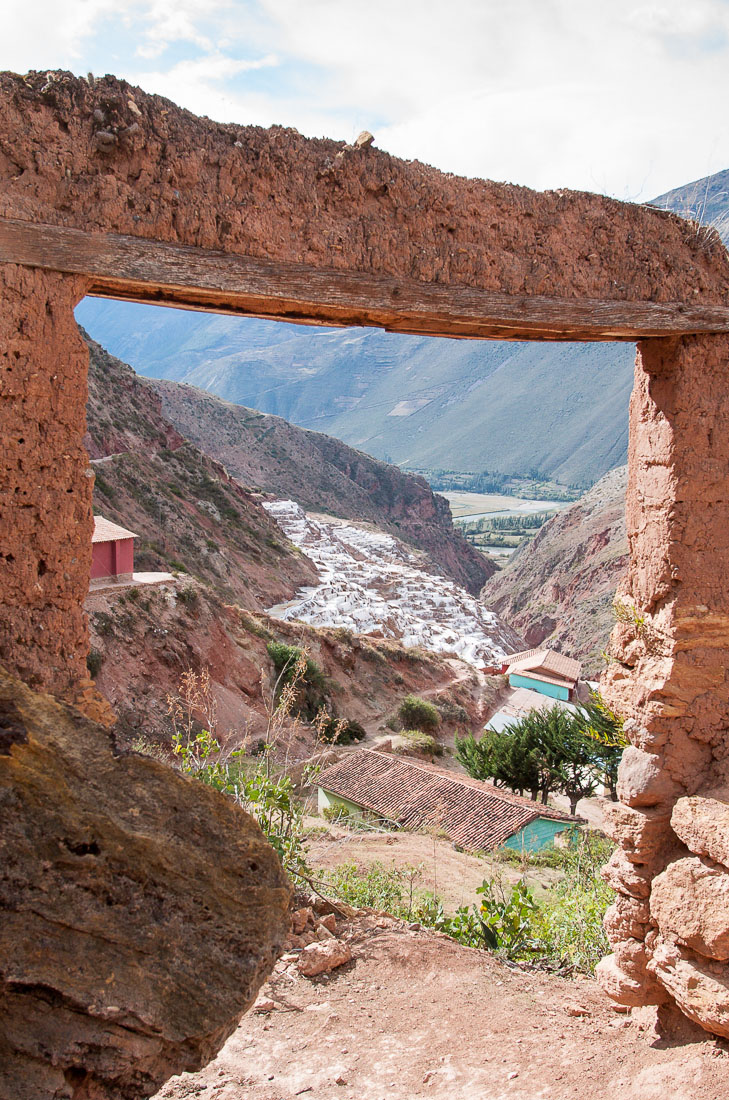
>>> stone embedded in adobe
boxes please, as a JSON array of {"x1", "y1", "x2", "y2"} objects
[
  {"x1": 650, "y1": 856, "x2": 729, "y2": 961},
  {"x1": 0, "y1": 668, "x2": 291, "y2": 1100},
  {"x1": 601, "y1": 848, "x2": 652, "y2": 899},
  {"x1": 603, "y1": 895, "x2": 651, "y2": 945},
  {"x1": 648, "y1": 938, "x2": 729, "y2": 1039},
  {"x1": 616, "y1": 746, "x2": 681, "y2": 809},
  {"x1": 600, "y1": 801, "x2": 673, "y2": 867},
  {"x1": 671, "y1": 795, "x2": 729, "y2": 868}
]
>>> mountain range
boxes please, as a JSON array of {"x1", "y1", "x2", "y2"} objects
[{"x1": 76, "y1": 168, "x2": 729, "y2": 489}]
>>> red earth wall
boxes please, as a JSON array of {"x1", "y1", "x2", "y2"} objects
[{"x1": 1, "y1": 68, "x2": 729, "y2": 1044}]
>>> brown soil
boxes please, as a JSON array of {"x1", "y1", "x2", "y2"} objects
[
  {"x1": 304, "y1": 824, "x2": 564, "y2": 909},
  {"x1": 156, "y1": 914, "x2": 729, "y2": 1100}
]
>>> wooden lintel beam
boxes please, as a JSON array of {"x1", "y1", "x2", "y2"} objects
[{"x1": 1, "y1": 216, "x2": 729, "y2": 341}]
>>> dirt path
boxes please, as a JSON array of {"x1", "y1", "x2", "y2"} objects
[
  {"x1": 305, "y1": 825, "x2": 564, "y2": 909},
  {"x1": 157, "y1": 916, "x2": 729, "y2": 1100}
]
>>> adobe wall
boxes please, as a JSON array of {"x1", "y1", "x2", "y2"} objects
[
  {"x1": 0, "y1": 263, "x2": 92, "y2": 699},
  {"x1": 1, "y1": 71, "x2": 728, "y2": 305},
  {"x1": 1, "y1": 69, "x2": 729, "y2": 1036},
  {"x1": 600, "y1": 334, "x2": 729, "y2": 1034}
]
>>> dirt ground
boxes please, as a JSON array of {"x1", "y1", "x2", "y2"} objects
[
  {"x1": 157, "y1": 914, "x2": 729, "y2": 1100},
  {"x1": 304, "y1": 823, "x2": 565, "y2": 908}
]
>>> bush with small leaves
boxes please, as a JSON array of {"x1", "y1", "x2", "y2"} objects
[
  {"x1": 397, "y1": 729, "x2": 443, "y2": 756},
  {"x1": 398, "y1": 694, "x2": 440, "y2": 732}
]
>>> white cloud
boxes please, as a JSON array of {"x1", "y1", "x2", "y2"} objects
[
  {"x1": 2, "y1": 0, "x2": 120, "y2": 71},
  {"x1": 2, "y1": 0, "x2": 728, "y2": 198}
]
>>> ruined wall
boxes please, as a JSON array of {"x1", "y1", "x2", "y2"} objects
[
  {"x1": 2, "y1": 69, "x2": 729, "y2": 1037},
  {"x1": 599, "y1": 334, "x2": 729, "y2": 1035},
  {"x1": 1, "y1": 71, "x2": 728, "y2": 306},
  {"x1": 0, "y1": 264, "x2": 94, "y2": 701}
]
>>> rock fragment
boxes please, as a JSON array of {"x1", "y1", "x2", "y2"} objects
[
  {"x1": 297, "y1": 940, "x2": 353, "y2": 978},
  {"x1": 671, "y1": 795, "x2": 729, "y2": 868}
]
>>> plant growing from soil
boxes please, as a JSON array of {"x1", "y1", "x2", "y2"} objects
[{"x1": 398, "y1": 694, "x2": 440, "y2": 732}]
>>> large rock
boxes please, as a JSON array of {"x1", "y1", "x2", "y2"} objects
[
  {"x1": 671, "y1": 795, "x2": 729, "y2": 869},
  {"x1": 616, "y1": 746, "x2": 680, "y2": 809},
  {"x1": 0, "y1": 669, "x2": 291, "y2": 1100},
  {"x1": 595, "y1": 953, "x2": 663, "y2": 1008},
  {"x1": 648, "y1": 938, "x2": 729, "y2": 1039},
  {"x1": 650, "y1": 856, "x2": 729, "y2": 961},
  {"x1": 600, "y1": 801, "x2": 673, "y2": 867}
]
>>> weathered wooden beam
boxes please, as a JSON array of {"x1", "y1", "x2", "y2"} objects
[{"x1": 1, "y1": 216, "x2": 729, "y2": 341}]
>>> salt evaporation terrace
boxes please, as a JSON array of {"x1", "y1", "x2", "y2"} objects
[{"x1": 264, "y1": 500, "x2": 520, "y2": 665}]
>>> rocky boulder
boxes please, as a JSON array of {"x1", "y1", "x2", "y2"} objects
[
  {"x1": 671, "y1": 795, "x2": 729, "y2": 868},
  {"x1": 650, "y1": 856, "x2": 729, "y2": 962},
  {"x1": 0, "y1": 669, "x2": 291, "y2": 1100}
]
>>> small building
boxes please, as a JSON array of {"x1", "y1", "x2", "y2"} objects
[
  {"x1": 317, "y1": 749, "x2": 579, "y2": 853},
  {"x1": 485, "y1": 685, "x2": 578, "y2": 733},
  {"x1": 504, "y1": 648, "x2": 582, "y2": 701},
  {"x1": 91, "y1": 515, "x2": 137, "y2": 584}
]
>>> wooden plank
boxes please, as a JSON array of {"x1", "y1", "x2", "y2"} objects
[{"x1": 1, "y1": 216, "x2": 729, "y2": 341}]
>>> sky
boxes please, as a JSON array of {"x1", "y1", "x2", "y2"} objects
[{"x1": 3, "y1": 0, "x2": 729, "y2": 202}]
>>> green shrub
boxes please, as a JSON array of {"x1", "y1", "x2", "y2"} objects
[
  {"x1": 178, "y1": 585, "x2": 199, "y2": 609},
  {"x1": 323, "y1": 804, "x2": 351, "y2": 823},
  {"x1": 532, "y1": 831, "x2": 614, "y2": 971},
  {"x1": 86, "y1": 647, "x2": 103, "y2": 678},
  {"x1": 398, "y1": 694, "x2": 440, "y2": 732},
  {"x1": 267, "y1": 641, "x2": 329, "y2": 720},
  {"x1": 398, "y1": 729, "x2": 443, "y2": 756},
  {"x1": 323, "y1": 860, "x2": 410, "y2": 915},
  {"x1": 92, "y1": 611, "x2": 115, "y2": 637},
  {"x1": 317, "y1": 716, "x2": 366, "y2": 745}
]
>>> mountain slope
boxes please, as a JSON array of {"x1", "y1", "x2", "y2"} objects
[
  {"x1": 75, "y1": 166, "x2": 729, "y2": 489},
  {"x1": 150, "y1": 378, "x2": 495, "y2": 594},
  {"x1": 84, "y1": 331, "x2": 318, "y2": 610},
  {"x1": 480, "y1": 466, "x2": 628, "y2": 676},
  {"x1": 76, "y1": 299, "x2": 633, "y2": 487},
  {"x1": 84, "y1": 331, "x2": 494, "y2": 747}
]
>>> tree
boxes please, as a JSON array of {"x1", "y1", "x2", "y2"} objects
[
  {"x1": 456, "y1": 727, "x2": 542, "y2": 800},
  {"x1": 551, "y1": 720, "x2": 599, "y2": 815},
  {"x1": 457, "y1": 703, "x2": 606, "y2": 814},
  {"x1": 573, "y1": 691, "x2": 626, "y2": 801}
]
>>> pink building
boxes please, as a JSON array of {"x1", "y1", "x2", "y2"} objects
[{"x1": 91, "y1": 516, "x2": 137, "y2": 584}]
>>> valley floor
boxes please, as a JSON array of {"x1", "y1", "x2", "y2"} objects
[{"x1": 156, "y1": 913, "x2": 729, "y2": 1100}]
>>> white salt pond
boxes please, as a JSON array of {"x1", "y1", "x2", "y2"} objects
[{"x1": 263, "y1": 500, "x2": 521, "y2": 667}]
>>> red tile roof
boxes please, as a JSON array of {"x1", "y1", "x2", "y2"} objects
[
  {"x1": 506, "y1": 648, "x2": 582, "y2": 685},
  {"x1": 318, "y1": 750, "x2": 578, "y2": 851},
  {"x1": 92, "y1": 515, "x2": 138, "y2": 544}
]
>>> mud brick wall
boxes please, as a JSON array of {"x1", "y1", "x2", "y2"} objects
[
  {"x1": 600, "y1": 334, "x2": 729, "y2": 1034},
  {"x1": 1, "y1": 69, "x2": 729, "y2": 1034},
  {"x1": 0, "y1": 264, "x2": 91, "y2": 696}
]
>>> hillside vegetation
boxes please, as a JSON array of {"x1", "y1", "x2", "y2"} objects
[{"x1": 85, "y1": 331, "x2": 317, "y2": 610}]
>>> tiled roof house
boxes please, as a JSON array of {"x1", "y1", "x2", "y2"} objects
[
  {"x1": 505, "y1": 648, "x2": 582, "y2": 701},
  {"x1": 317, "y1": 749, "x2": 579, "y2": 852}
]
